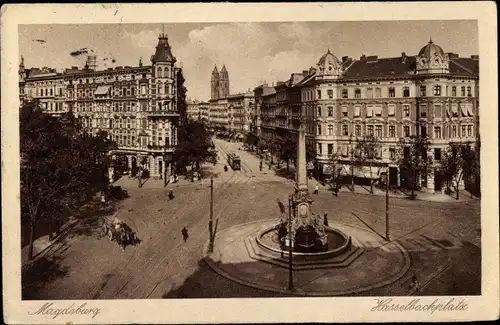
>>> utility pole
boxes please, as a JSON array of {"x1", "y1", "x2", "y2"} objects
[
  {"x1": 350, "y1": 134, "x2": 355, "y2": 192},
  {"x1": 288, "y1": 194, "x2": 294, "y2": 291},
  {"x1": 208, "y1": 175, "x2": 214, "y2": 253},
  {"x1": 385, "y1": 168, "x2": 390, "y2": 241}
]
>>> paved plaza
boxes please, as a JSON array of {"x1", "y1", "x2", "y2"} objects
[{"x1": 22, "y1": 139, "x2": 481, "y2": 299}]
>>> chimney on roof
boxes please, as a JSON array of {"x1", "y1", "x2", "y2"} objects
[
  {"x1": 302, "y1": 70, "x2": 308, "y2": 77},
  {"x1": 471, "y1": 55, "x2": 479, "y2": 60},
  {"x1": 367, "y1": 55, "x2": 378, "y2": 62},
  {"x1": 360, "y1": 54, "x2": 366, "y2": 61},
  {"x1": 447, "y1": 52, "x2": 459, "y2": 59},
  {"x1": 401, "y1": 52, "x2": 406, "y2": 63}
]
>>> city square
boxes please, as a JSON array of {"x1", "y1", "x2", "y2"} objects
[
  {"x1": 22, "y1": 138, "x2": 481, "y2": 299},
  {"x1": 16, "y1": 20, "x2": 483, "y2": 301}
]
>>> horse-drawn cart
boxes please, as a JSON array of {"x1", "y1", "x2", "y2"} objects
[{"x1": 102, "y1": 216, "x2": 138, "y2": 250}]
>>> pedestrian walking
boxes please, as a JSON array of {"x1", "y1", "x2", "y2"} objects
[
  {"x1": 313, "y1": 183, "x2": 319, "y2": 194},
  {"x1": 409, "y1": 274, "x2": 420, "y2": 293},
  {"x1": 323, "y1": 213, "x2": 329, "y2": 227},
  {"x1": 181, "y1": 227, "x2": 189, "y2": 242}
]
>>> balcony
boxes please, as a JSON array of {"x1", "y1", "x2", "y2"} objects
[
  {"x1": 145, "y1": 109, "x2": 180, "y2": 118},
  {"x1": 146, "y1": 144, "x2": 176, "y2": 152}
]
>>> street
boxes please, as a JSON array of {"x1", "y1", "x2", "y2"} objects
[{"x1": 22, "y1": 139, "x2": 481, "y2": 299}]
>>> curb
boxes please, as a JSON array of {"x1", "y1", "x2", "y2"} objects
[{"x1": 203, "y1": 219, "x2": 412, "y2": 296}]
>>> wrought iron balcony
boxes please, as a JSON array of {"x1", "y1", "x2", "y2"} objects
[{"x1": 145, "y1": 109, "x2": 180, "y2": 117}]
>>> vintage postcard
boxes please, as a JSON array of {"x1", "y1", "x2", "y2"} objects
[{"x1": 1, "y1": 2, "x2": 498, "y2": 324}]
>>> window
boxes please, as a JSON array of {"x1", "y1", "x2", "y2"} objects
[
  {"x1": 317, "y1": 124, "x2": 322, "y2": 135},
  {"x1": 355, "y1": 88, "x2": 361, "y2": 98},
  {"x1": 403, "y1": 87, "x2": 410, "y2": 97},
  {"x1": 389, "y1": 125, "x2": 396, "y2": 137},
  {"x1": 354, "y1": 105, "x2": 361, "y2": 117},
  {"x1": 452, "y1": 86, "x2": 457, "y2": 96},
  {"x1": 157, "y1": 67, "x2": 163, "y2": 78},
  {"x1": 366, "y1": 105, "x2": 373, "y2": 117},
  {"x1": 467, "y1": 86, "x2": 472, "y2": 97},
  {"x1": 366, "y1": 88, "x2": 373, "y2": 98},
  {"x1": 461, "y1": 86, "x2": 465, "y2": 96},
  {"x1": 452, "y1": 125, "x2": 457, "y2": 137},
  {"x1": 328, "y1": 124, "x2": 334, "y2": 135},
  {"x1": 374, "y1": 105, "x2": 382, "y2": 117},
  {"x1": 141, "y1": 84, "x2": 147, "y2": 95},
  {"x1": 327, "y1": 89, "x2": 334, "y2": 99},
  {"x1": 355, "y1": 124, "x2": 361, "y2": 136},
  {"x1": 433, "y1": 104, "x2": 442, "y2": 118},
  {"x1": 467, "y1": 125, "x2": 472, "y2": 137},
  {"x1": 375, "y1": 125, "x2": 382, "y2": 137},
  {"x1": 317, "y1": 90, "x2": 321, "y2": 99},
  {"x1": 403, "y1": 104, "x2": 410, "y2": 117},
  {"x1": 434, "y1": 148, "x2": 442, "y2": 161},
  {"x1": 388, "y1": 104, "x2": 396, "y2": 116},
  {"x1": 421, "y1": 126, "x2": 427, "y2": 138},
  {"x1": 157, "y1": 84, "x2": 162, "y2": 94},
  {"x1": 434, "y1": 126, "x2": 441, "y2": 139},
  {"x1": 339, "y1": 124, "x2": 347, "y2": 136},
  {"x1": 420, "y1": 86, "x2": 427, "y2": 96},
  {"x1": 388, "y1": 87, "x2": 395, "y2": 97},
  {"x1": 390, "y1": 147, "x2": 396, "y2": 159},
  {"x1": 131, "y1": 87, "x2": 135, "y2": 96},
  {"x1": 317, "y1": 143, "x2": 322, "y2": 155},
  {"x1": 433, "y1": 85, "x2": 441, "y2": 96},
  {"x1": 328, "y1": 144, "x2": 333, "y2": 155},
  {"x1": 367, "y1": 125, "x2": 374, "y2": 136},
  {"x1": 461, "y1": 125, "x2": 466, "y2": 137},
  {"x1": 451, "y1": 103, "x2": 459, "y2": 117},
  {"x1": 327, "y1": 106, "x2": 333, "y2": 117},
  {"x1": 404, "y1": 125, "x2": 410, "y2": 137},
  {"x1": 420, "y1": 104, "x2": 427, "y2": 117},
  {"x1": 342, "y1": 88, "x2": 348, "y2": 99},
  {"x1": 342, "y1": 106, "x2": 348, "y2": 117},
  {"x1": 375, "y1": 87, "x2": 381, "y2": 98},
  {"x1": 317, "y1": 106, "x2": 321, "y2": 116}
]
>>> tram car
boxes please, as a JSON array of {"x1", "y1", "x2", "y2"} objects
[{"x1": 227, "y1": 152, "x2": 241, "y2": 170}]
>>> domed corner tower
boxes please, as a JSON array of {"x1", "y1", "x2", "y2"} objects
[
  {"x1": 211, "y1": 65, "x2": 219, "y2": 100},
  {"x1": 416, "y1": 38, "x2": 450, "y2": 75},
  {"x1": 219, "y1": 64, "x2": 230, "y2": 99},
  {"x1": 316, "y1": 49, "x2": 343, "y2": 80}
]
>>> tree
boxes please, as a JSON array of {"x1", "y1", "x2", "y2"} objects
[
  {"x1": 395, "y1": 135, "x2": 433, "y2": 199},
  {"x1": 174, "y1": 120, "x2": 217, "y2": 180},
  {"x1": 326, "y1": 147, "x2": 344, "y2": 194},
  {"x1": 440, "y1": 142, "x2": 479, "y2": 200},
  {"x1": 21, "y1": 102, "x2": 116, "y2": 259},
  {"x1": 278, "y1": 133, "x2": 297, "y2": 173},
  {"x1": 176, "y1": 69, "x2": 188, "y2": 125},
  {"x1": 354, "y1": 135, "x2": 381, "y2": 194}
]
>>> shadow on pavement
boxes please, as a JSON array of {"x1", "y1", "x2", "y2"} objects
[
  {"x1": 161, "y1": 259, "x2": 290, "y2": 298},
  {"x1": 22, "y1": 255, "x2": 70, "y2": 300}
]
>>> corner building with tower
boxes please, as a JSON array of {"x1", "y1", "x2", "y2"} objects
[
  {"x1": 19, "y1": 31, "x2": 185, "y2": 179},
  {"x1": 255, "y1": 39, "x2": 479, "y2": 193}
]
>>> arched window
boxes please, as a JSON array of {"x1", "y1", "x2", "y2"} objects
[
  {"x1": 157, "y1": 67, "x2": 163, "y2": 78},
  {"x1": 157, "y1": 83, "x2": 162, "y2": 94},
  {"x1": 165, "y1": 67, "x2": 169, "y2": 77},
  {"x1": 164, "y1": 84, "x2": 169, "y2": 95},
  {"x1": 131, "y1": 87, "x2": 135, "y2": 96}
]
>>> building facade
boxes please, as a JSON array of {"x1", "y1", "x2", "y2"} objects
[
  {"x1": 254, "y1": 40, "x2": 479, "y2": 193},
  {"x1": 19, "y1": 32, "x2": 185, "y2": 179}
]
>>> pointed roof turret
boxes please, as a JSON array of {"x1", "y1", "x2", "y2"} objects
[
  {"x1": 220, "y1": 64, "x2": 228, "y2": 78},
  {"x1": 221, "y1": 64, "x2": 227, "y2": 72},
  {"x1": 19, "y1": 55, "x2": 25, "y2": 71},
  {"x1": 151, "y1": 32, "x2": 176, "y2": 63},
  {"x1": 212, "y1": 65, "x2": 219, "y2": 77}
]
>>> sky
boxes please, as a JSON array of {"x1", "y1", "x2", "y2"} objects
[{"x1": 19, "y1": 21, "x2": 478, "y2": 101}]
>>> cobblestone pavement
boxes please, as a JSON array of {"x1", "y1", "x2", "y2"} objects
[{"x1": 22, "y1": 139, "x2": 481, "y2": 299}]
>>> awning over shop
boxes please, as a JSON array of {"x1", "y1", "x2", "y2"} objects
[{"x1": 94, "y1": 85, "x2": 111, "y2": 95}]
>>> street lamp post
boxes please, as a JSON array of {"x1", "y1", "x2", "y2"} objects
[
  {"x1": 208, "y1": 175, "x2": 214, "y2": 253},
  {"x1": 288, "y1": 194, "x2": 294, "y2": 291},
  {"x1": 385, "y1": 169, "x2": 390, "y2": 241},
  {"x1": 163, "y1": 147, "x2": 167, "y2": 188}
]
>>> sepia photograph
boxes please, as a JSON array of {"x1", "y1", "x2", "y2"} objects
[{"x1": 2, "y1": 2, "x2": 498, "y2": 324}]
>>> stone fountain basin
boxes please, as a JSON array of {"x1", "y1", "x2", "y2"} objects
[{"x1": 256, "y1": 225, "x2": 352, "y2": 261}]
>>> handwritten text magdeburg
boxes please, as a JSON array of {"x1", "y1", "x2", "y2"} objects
[{"x1": 29, "y1": 302, "x2": 100, "y2": 319}]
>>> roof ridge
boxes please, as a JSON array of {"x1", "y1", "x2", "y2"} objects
[{"x1": 450, "y1": 59, "x2": 475, "y2": 75}]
